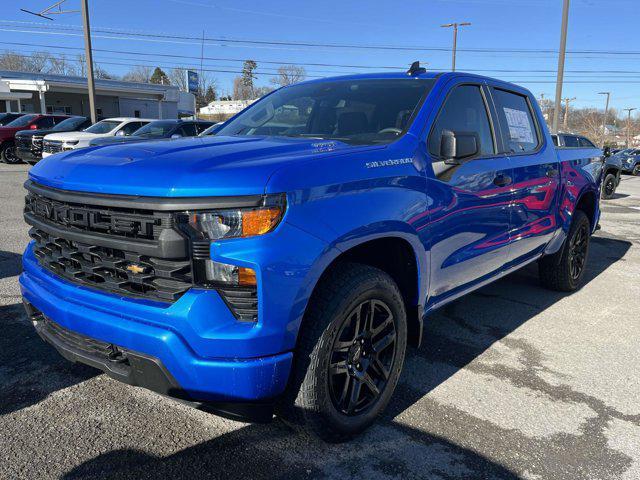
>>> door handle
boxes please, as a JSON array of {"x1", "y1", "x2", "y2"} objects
[
  {"x1": 493, "y1": 174, "x2": 512, "y2": 187},
  {"x1": 546, "y1": 168, "x2": 559, "y2": 178}
]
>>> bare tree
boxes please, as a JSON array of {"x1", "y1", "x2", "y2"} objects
[
  {"x1": 270, "y1": 64, "x2": 306, "y2": 87},
  {"x1": 49, "y1": 54, "x2": 79, "y2": 76},
  {"x1": 122, "y1": 65, "x2": 153, "y2": 83},
  {"x1": 0, "y1": 52, "x2": 30, "y2": 72}
]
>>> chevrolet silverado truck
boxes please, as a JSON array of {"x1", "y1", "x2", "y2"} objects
[{"x1": 21, "y1": 68, "x2": 603, "y2": 441}]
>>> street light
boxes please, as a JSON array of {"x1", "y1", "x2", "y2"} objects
[
  {"x1": 441, "y1": 22, "x2": 471, "y2": 72},
  {"x1": 623, "y1": 107, "x2": 636, "y2": 148},
  {"x1": 552, "y1": 0, "x2": 570, "y2": 134},
  {"x1": 21, "y1": 0, "x2": 97, "y2": 123},
  {"x1": 598, "y1": 92, "x2": 610, "y2": 147}
]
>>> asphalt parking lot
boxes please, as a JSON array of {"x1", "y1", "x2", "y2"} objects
[{"x1": 1, "y1": 163, "x2": 639, "y2": 480}]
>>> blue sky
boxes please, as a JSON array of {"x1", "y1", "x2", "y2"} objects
[{"x1": 1, "y1": 0, "x2": 638, "y2": 116}]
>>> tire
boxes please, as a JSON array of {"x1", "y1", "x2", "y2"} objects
[
  {"x1": 601, "y1": 173, "x2": 617, "y2": 199},
  {"x1": 633, "y1": 164, "x2": 640, "y2": 176},
  {"x1": 538, "y1": 209, "x2": 591, "y2": 292},
  {"x1": 1, "y1": 142, "x2": 21, "y2": 164},
  {"x1": 278, "y1": 263, "x2": 407, "y2": 442}
]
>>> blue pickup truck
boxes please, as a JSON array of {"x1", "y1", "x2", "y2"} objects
[{"x1": 21, "y1": 67, "x2": 602, "y2": 441}]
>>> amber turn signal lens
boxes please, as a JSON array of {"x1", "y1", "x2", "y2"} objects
[
  {"x1": 238, "y1": 267, "x2": 257, "y2": 286},
  {"x1": 242, "y1": 207, "x2": 282, "y2": 237}
]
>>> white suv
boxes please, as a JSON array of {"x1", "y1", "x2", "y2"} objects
[{"x1": 42, "y1": 117, "x2": 153, "y2": 157}]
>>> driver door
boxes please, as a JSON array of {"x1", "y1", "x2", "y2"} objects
[{"x1": 424, "y1": 81, "x2": 513, "y2": 304}]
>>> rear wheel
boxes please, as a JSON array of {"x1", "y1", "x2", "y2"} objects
[
  {"x1": 601, "y1": 173, "x2": 617, "y2": 199},
  {"x1": 539, "y1": 209, "x2": 591, "y2": 292},
  {"x1": 279, "y1": 263, "x2": 407, "y2": 442},
  {"x1": 0, "y1": 142, "x2": 21, "y2": 164}
]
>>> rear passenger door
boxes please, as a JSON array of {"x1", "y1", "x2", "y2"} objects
[
  {"x1": 489, "y1": 87, "x2": 560, "y2": 265},
  {"x1": 425, "y1": 82, "x2": 513, "y2": 303}
]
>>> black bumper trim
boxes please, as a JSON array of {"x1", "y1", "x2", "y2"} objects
[{"x1": 23, "y1": 300, "x2": 275, "y2": 423}]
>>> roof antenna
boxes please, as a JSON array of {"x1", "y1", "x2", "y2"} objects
[{"x1": 407, "y1": 61, "x2": 427, "y2": 76}]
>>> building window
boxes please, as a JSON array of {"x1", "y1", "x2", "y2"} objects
[
  {"x1": 46, "y1": 106, "x2": 72, "y2": 115},
  {"x1": 134, "y1": 110, "x2": 141, "y2": 118}
]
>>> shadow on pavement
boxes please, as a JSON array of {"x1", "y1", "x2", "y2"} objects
[
  {"x1": 0, "y1": 250, "x2": 22, "y2": 280},
  {"x1": 0, "y1": 303, "x2": 98, "y2": 415}
]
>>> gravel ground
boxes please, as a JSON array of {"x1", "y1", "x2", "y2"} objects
[{"x1": 1, "y1": 164, "x2": 639, "y2": 480}]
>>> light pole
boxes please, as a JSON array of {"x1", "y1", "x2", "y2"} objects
[
  {"x1": 623, "y1": 108, "x2": 636, "y2": 148},
  {"x1": 552, "y1": 0, "x2": 570, "y2": 134},
  {"x1": 441, "y1": 22, "x2": 471, "y2": 72},
  {"x1": 21, "y1": 0, "x2": 97, "y2": 123},
  {"x1": 598, "y1": 91, "x2": 610, "y2": 147}
]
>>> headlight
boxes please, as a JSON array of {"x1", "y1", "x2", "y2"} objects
[{"x1": 177, "y1": 195, "x2": 285, "y2": 287}]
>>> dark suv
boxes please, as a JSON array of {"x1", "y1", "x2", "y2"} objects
[
  {"x1": 0, "y1": 114, "x2": 70, "y2": 163},
  {"x1": 16, "y1": 116, "x2": 93, "y2": 165},
  {"x1": 89, "y1": 119, "x2": 213, "y2": 147},
  {"x1": 617, "y1": 149, "x2": 640, "y2": 176},
  {"x1": 0, "y1": 112, "x2": 25, "y2": 126}
]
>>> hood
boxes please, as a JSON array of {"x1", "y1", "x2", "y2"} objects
[
  {"x1": 44, "y1": 131, "x2": 102, "y2": 142},
  {"x1": 0, "y1": 126, "x2": 25, "y2": 140},
  {"x1": 29, "y1": 135, "x2": 365, "y2": 197},
  {"x1": 15, "y1": 128, "x2": 55, "y2": 138}
]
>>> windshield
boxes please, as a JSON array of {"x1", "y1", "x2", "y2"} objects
[
  {"x1": 132, "y1": 121, "x2": 176, "y2": 137},
  {"x1": 84, "y1": 120, "x2": 120, "y2": 134},
  {"x1": 5, "y1": 114, "x2": 38, "y2": 127},
  {"x1": 52, "y1": 117, "x2": 88, "y2": 132},
  {"x1": 216, "y1": 78, "x2": 434, "y2": 145}
]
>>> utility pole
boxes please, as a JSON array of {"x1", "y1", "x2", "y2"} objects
[
  {"x1": 623, "y1": 108, "x2": 636, "y2": 148},
  {"x1": 598, "y1": 91, "x2": 610, "y2": 147},
  {"x1": 21, "y1": 1, "x2": 96, "y2": 123},
  {"x1": 80, "y1": 0, "x2": 97, "y2": 123},
  {"x1": 552, "y1": 0, "x2": 570, "y2": 133},
  {"x1": 441, "y1": 22, "x2": 471, "y2": 72},
  {"x1": 562, "y1": 97, "x2": 576, "y2": 131}
]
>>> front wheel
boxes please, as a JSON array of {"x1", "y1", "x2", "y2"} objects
[
  {"x1": 279, "y1": 263, "x2": 407, "y2": 442},
  {"x1": 633, "y1": 164, "x2": 640, "y2": 176},
  {"x1": 1, "y1": 142, "x2": 21, "y2": 164},
  {"x1": 539, "y1": 209, "x2": 591, "y2": 292},
  {"x1": 601, "y1": 173, "x2": 617, "y2": 199}
]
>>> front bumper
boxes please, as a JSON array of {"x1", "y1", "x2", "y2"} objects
[
  {"x1": 20, "y1": 245, "x2": 293, "y2": 403},
  {"x1": 16, "y1": 148, "x2": 41, "y2": 163}
]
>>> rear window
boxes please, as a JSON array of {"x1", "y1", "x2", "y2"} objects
[
  {"x1": 492, "y1": 89, "x2": 539, "y2": 153},
  {"x1": 579, "y1": 136, "x2": 596, "y2": 148},
  {"x1": 562, "y1": 135, "x2": 580, "y2": 148}
]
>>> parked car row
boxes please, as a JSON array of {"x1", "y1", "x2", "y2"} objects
[{"x1": 0, "y1": 114, "x2": 216, "y2": 165}]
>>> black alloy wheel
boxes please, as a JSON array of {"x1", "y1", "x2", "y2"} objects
[
  {"x1": 568, "y1": 221, "x2": 589, "y2": 281},
  {"x1": 2, "y1": 143, "x2": 20, "y2": 164},
  {"x1": 633, "y1": 164, "x2": 640, "y2": 176},
  {"x1": 604, "y1": 175, "x2": 616, "y2": 197},
  {"x1": 328, "y1": 299, "x2": 397, "y2": 416}
]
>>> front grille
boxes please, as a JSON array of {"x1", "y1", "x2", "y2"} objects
[
  {"x1": 15, "y1": 136, "x2": 32, "y2": 151},
  {"x1": 25, "y1": 191, "x2": 173, "y2": 241},
  {"x1": 43, "y1": 140, "x2": 63, "y2": 154},
  {"x1": 30, "y1": 228, "x2": 192, "y2": 302},
  {"x1": 33, "y1": 136, "x2": 44, "y2": 150}
]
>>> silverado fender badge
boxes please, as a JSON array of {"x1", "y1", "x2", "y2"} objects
[{"x1": 366, "y1": 157, "x2": 414, "y2": 169}]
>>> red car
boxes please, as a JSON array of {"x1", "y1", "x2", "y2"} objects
[{"x1": 0, "y1": 114, "x2": 69, "y2": 164}]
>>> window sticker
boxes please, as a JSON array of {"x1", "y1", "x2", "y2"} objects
[{"x1": 503, "y1": 107, "x2": 534, "y2": 144}]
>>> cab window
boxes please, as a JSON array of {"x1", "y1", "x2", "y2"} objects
[
  {"x1": 428, "y1": 85, "x2": 495, "y2": 159},
  {"x1": 492, "y1": 88, "x2": 539, "y2": 153}
]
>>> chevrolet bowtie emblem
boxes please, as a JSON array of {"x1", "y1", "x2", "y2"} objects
[{"x1": 126, "y1": 264, "x2": 147, "y2": 274}]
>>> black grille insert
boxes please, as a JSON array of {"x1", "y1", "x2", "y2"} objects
[
  {"x1": 218, "y1": 287, "x2": 258, "y2": 322},
  {"x1": 30, "y1": 228, "x2": 192, "y2": 302}
]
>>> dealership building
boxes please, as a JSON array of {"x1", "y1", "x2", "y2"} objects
[{"x1": 0, "y1": 70, "x2": 195, "y2": 118}]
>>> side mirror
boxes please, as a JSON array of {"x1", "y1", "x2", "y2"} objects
[
  {"x1": 170, "y1": 133, "x2": 182, "y2": 139},
  {"x1": 115, "y1": 130, "x2": 126, "y2": 137},
  {"x1": 440, "y1": 130, "x2": 479, "y2": 165},
  {"x1": 603, "y1": 146, "x2": 611, "y2": 158}
]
